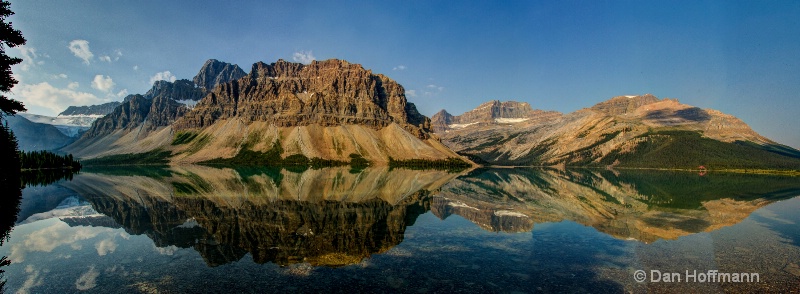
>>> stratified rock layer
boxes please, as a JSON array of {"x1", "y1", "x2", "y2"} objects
[{"x1": 175, "y1": 59, "x2": 431, "y2": 138}]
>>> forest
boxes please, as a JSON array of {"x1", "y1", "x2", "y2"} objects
[{"x1": 18, "y1": 150, "x2": 82, "y2": 170}]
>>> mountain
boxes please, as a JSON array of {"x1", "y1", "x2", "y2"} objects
[
  {"x1": 59, "y1": 101, "x2": 122, "y2": 116},
  {"x1": 64, "y1": 59, "x2": 461, "y2": 165},
  {"x1": 193, "y1": 59, "x2": 247, "y2": 90},
  {"x1": 437, "y1": 94, "x2": 800, "y2": 169},
  {"x1": 431, "y1": 100, "x2": 560, "y2": 133},
  {"x1": 5, "y1": 114, "x2": 76, "y2": 151},
  {"x1": 14, "y1": 101, "x2": 122, "y2": 140}
]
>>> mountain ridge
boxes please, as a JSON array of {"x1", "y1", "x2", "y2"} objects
[
  {"x1": 62, "y1": 58, "x2": 461, "y2": 165},
  {"x1": 437, "y1": 94, "x2": 800, "y2": 169}
]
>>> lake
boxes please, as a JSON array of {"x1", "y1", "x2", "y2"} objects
[{"x1": 1, "y1": 166, "x2": 799, "y2": 293}]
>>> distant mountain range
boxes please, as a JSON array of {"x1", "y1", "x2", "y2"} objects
[
  {"x1": 6, "y1": 101, "x2": 120, "y2": 151},
  {"x1": 433, "y1": 94, "x2": 800, "y2": 169},
  {"x1": 7, "y1": 57, "x2": 799, "y2": 169}
]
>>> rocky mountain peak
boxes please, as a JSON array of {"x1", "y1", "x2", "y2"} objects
[
  {"x1": 193, "y1": 59, "x2": 247, "y2": 90},
  {"x1": 431, "y1": 100, "x2": 546, "y2": 132},
  {"x1": 175, "y1": 58, "x2": 432, "y2": 138},
  {"x1": 145, "y1": 79, "x2": 205, "y2": 101},
  {"x1": 83, "y1": 79, "x2": 208, "y2": 139},
  {"x1": 590, "y1": 94, "x2": 660, "y2": 115}
]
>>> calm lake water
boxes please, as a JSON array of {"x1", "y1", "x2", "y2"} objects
[{"x1": 1, "y1": 166, "x2": 799, "y2": 293}]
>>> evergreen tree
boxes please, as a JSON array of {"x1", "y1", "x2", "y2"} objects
[{"x1": 0, "y1": 0, "x2": 27, "y2": 117}]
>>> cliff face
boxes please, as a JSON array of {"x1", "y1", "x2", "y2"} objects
[
  {"x1": 83, "y1": 80, "x2": 206, "y2": 138},
  {"x1": 175, "y1": 59, "x2": 431, "y2": 139},
  {"x1": 192, "y1": 59, "x2": 247, "y2": 90},
  {"x1": 84, "y1": 94, "x2": 151, "y2": 138},
  {"x1": 75, "y1": 60, "x2": 244, "y2": 141},
  {"x1": 65, "y1": 58, "x2": 455, "y2": 163}
]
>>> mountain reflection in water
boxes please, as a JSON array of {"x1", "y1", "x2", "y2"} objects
[
  {"x1": 57, "y1": 166, "x2": 455, "y2": 267},
  {"x1": 39, "y1": 166, "x2": 799, "y2": 269}
]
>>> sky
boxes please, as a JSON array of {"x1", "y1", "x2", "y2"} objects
[{"x1": 6, "y1": 0, "x2": 800, "y2": 148}]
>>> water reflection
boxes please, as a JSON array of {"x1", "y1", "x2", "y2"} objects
[
  {"x1": 3, "y1": 166, "x2": 800, "y2": 292},
  {"x1": 60, "y1": 166, "x2": 458, "y2": 267},
  {"x1": 27, "y1": 166, "x2": 796, "y2": 268},
  {"x1": 434, "y1": 168, "x2": 800, "y2": 243}
]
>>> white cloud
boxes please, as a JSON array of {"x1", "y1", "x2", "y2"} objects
[
  {"x1": 406, "y1": 89, "x2": 417, "y2": 97},
  {"x1": 17, "y1": 265, "x2": 43, "y2": 294},
  {"x1": 114, "y1": 49, "x2": 122, "y2": 61},
  {"x1": 12, "y1": 82, "x2": 106, "y2": 115},
  {"x1": 154, "y1": 245, "x2": 179, "y2": 256},
  {"x1": 393, "y1": 65, "x2": 406, "y2": 71},
  {"x1": 68, "y1": 40, "x2": 93, "y2": 64},
  {"x1": 95, "y1": 238, "x2": 117, "y2": 256},
  {"x1": 150, "y1": 71, "x2": 176, "y2": 84},
  {"x1": 423, "y1": 84, "x2": 444, "y2": 96},
  {"x1": 292, "y1": 50, "x2": 316, "y2": 64},
  {"x1": 75, "y1": 266, "x2": 99, "y2": 291},
  {"x1": 91, "y1": 75, "x2": 115, "y2": 92},
  {"x1": 68, "y1": 82, "x2": 79, "y2": 90},
  {"x1": 52, "y1": 73, "x2": 68, "y2": 79},
  {"x1": 116, "y1": 89, "x2": 128, "y2": 98},
  {"x1": 133, "y1": 65, "x2": 139, "y2": 71},
  {"x1": 17, "y1": 45, "x2": 38, "y2": 71},
  {"x1": 99, "y1": 55, "x2": 111, "y2": 62}
]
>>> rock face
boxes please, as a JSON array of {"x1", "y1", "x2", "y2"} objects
[
  {"x1": 192, "y1": 59, "x2": 247, "y2": 90},
  {"x1": 59, "y1": 102, "x2": 122, "y2": 116},
  {"x1": 63, "y1": 58, "x2": 459, "y2": 164},
  {"x1": 175, "y1": 59, "x2": 431, "y2": 138},
  {"x1": 589, "y1": 94, "x2": 660, "y2": 116},
  {"x1": 431, "y1": 100, "x2": 557, "y2": 133},
  {"x1": 84, "y1": 79, "x2": 205, "y2": 138},
  {"x1": 81, "y1": 60, "x2": 245, "y2": 139},
  {"x1": 438, "y1": 94, "x2": 800, "y2": 167}
]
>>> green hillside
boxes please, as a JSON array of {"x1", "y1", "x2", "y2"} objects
[{"x1": 599, "y1": 130, "x2": 800, "y2": 170}]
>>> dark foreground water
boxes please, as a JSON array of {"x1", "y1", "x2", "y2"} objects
[{"x1": 1, "y1": 166, "x2": 799, "y2": 293}]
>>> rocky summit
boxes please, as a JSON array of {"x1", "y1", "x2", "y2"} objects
[
  {"x1": 432, "y1": 100, "x2": 561, "y2": 133},
  {"x1": 63, "y1": 58, "x2": 460, "y2": 164},
  {"x1": 174, "y1": 59, "x2": 431, "y2": 139},
  {"x1": 192, "y1": 59, "x2": 247, "y2": 90}
]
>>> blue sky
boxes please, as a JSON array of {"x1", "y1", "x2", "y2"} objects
[{"x1": 7, "y1": 0, "x2": 800, "y2": 148}]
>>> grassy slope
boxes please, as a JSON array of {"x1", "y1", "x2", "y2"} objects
[{"x1": 599, "y1": 131, "x2": 800, "y2": 170}]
